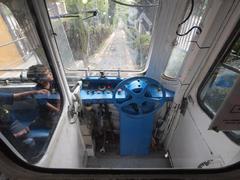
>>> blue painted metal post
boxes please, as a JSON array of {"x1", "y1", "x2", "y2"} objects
[{"x1": 120, "y1": 113, "x2": 154, "y2": 156}]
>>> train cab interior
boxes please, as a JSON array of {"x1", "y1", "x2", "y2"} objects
[{"x1": 1, "y1": 0, "x2": 240, "y2": 179}]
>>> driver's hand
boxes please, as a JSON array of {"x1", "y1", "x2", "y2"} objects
[
  {"x1": 36, "y1": 89, "x2": 49, "y2": 94},
  {"x1": 13, "y1": 127, "x2": 30, "y2": 138}
]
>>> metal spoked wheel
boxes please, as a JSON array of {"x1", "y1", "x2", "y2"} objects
[{"x1": 113, "y1": 76, "x2": 166, "y2": 116}]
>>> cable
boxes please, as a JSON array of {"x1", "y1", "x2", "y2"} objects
[
  {"x1": 177, "y1": 26, "x2": 202, "y2": 36},
  {"x1": 111, "y1": 0, "x2": 159, "y2": 7},
  {"x1": 176, "y1": 0, "x2": 202, "y2": 36}
]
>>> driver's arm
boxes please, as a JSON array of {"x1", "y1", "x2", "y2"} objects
[{"x1": 13, "y1": 89, "x2": 49, "y2": 101}]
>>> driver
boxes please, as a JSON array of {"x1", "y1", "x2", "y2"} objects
[
  {"x1": 0, "y1": 90, "x2": 49, "y2": 137},
  {"x1": 27, "y1": 64, "x2": 61, "y2": 129},
  {"x1": 0, "y1": 90, "x2": 49, "y2": 152}
]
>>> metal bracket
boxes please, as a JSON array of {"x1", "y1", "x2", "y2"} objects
[
  {"x1": 180, "y1": 97, "x2": 188, "y2": 115},
  {"x1": 68, "y1": 93, "x2": 82, "y2": 124}
]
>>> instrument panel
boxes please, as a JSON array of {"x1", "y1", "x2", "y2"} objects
[
  {"x1": 80, "y1": 76, "x2": 125, "y2": 104},
  {"x1": 80, "y1": 76, "x2": 175, "y2": 105}
]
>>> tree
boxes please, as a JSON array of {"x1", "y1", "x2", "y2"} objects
[{"x1": 108, "y1": 0, "x2": 116, "y2": 25}]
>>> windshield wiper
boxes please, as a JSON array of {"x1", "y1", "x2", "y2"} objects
[{"x1": 50, "y1": 10, "x2": 98, "y2": 21}]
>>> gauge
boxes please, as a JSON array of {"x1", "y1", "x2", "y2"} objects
[{"x1": 98, "y1": 85, "x2": 106, "y2": 91}]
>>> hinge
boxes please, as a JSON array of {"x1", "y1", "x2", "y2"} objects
[
  {"x1": 180, "y1": 97, "x2": 188, "y2": 115},
  {"x1": 197, "y1": 157, "x2": 224, "y2": 168},
  {"x1": 68, "y1": 93, "x2": 81, "y2": 124}
]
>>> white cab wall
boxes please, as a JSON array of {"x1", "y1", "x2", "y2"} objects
[
  {"x1": 168, "y1": 111, "x2": 213, "y2": 167},
  {"x1": 38, "y1": 107, "x2": 86, "y2": 168},
  {"x1": 166, "y1": 0, "x2": 240, "y2": 168}
]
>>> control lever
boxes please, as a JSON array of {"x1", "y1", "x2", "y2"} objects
[
  {"x1": 100, "y1": 71, "x2": 105, "y2": 78},
  {"x1": 100, "y1": 147, "x2": 105, "y2": 153}
]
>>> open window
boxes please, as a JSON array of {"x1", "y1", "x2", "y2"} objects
[{"x1": 0, "y1": 1, "x2": 63, "y2": 163}]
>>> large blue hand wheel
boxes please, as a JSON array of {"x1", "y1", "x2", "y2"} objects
[{"x1": 113, "y1": 76, "x2": 166, "y2": 116}]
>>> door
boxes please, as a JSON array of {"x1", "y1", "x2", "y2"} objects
[{"x1": 166, "y1": 0, "x2": 240, "y2": 168}]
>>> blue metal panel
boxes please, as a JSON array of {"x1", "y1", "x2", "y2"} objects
[
  {"x1": 120, "y1": 113, "x2": 154, "y2": 156},
  {"x1": 80, "y1": 89, "x2": 126, "y2": 104},
  {"x1": 165, "y1": 89, "x2": 175, "y2": 101},
  {"x1": 81, "y1": 76, "x2": 124, "y2": 104},
  {"x1": 114, "y1": 77, "x2": 174, "y2": 156},
  {"x1": 79, "y1": 76, "x2": 175, "y2": 156}
]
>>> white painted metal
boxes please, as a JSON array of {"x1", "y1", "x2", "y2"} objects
[
  {"x1": 168, "y1": 110, "x2": 215, "y2": 168},
  {"x1": 166, "y1": 0, "x2": 240, "y2": 168},
  {"x1": 31, "y1": 0, "x2": 87, "y2": 168},
  {"x1": 146, "y1": 0, "x2": 188, "y2": 82},
  {"x1": 39, "y1": 109, "x2": 86, "y2": 168},
  {"x1": 1, "y1": 0, "x2": 240, "y2": 173}
]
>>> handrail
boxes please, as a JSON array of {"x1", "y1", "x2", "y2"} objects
[
  {"x1": 0, "y1": 69, "x2": 27, "y2": 71},
  {"x1": 0, "y1": 37, "x2": 27, "y2": 48},
  {"x1": 65, "y1": 67, "x2": 144, "y2": 77},
  {"x1": 65, "y1": 68, "x2": 142, "y2": 73}
]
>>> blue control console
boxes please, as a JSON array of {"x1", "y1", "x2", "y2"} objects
[
  {"x1": 80, "y1": 76, "x2": 174, "y2": 104},
  {"x1": 80, "y1": 76, "x2": 175, "y2": 156},
  {"x1": 80, "y1": 76, "x2": 124, "y2": 104}
]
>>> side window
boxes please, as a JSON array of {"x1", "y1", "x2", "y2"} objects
[
  {"x1": 0, "y1": 1, "x2": 62, "y2": 163},
  {"x1": 199, "y1": 30, "x2": 240, "y2": 143}
]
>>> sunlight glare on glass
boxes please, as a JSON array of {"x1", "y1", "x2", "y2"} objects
[{"x1": 82, "y1": 0, "x2": 88, "y2": 5}]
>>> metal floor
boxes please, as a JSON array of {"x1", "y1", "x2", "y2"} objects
[{"x1": 87, "y1": 150, "x2": 171, "y2": 168}]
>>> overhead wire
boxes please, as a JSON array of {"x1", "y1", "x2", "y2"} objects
[{"x1": 111, "y1": 0, "x2": 160, "y2": 7}]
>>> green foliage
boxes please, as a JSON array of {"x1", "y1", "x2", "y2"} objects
[
  {"x1": 61, "y1": 18, "x2": 88, "y2": 60},
  {"x1": 64, "y1": 0, "x2": 80, "y2": 13},
  {"x1": 88, "y1": 24, "x2": 112, "y2": 55},
  {"x1": 204, "y1": 86, "x2": 230, "y2": 113},
  {"x1": 98, "y1": 0, "x2": 109, "y2": 13},
  {"x1": 127, "y1": 28, "x2": 151, "y2": 50},
  {"x1": 60, "y1": 0, "x2": 113, "y2": 61},
  {"x1": 108, "y1": 0, "x2": 116, "y2": 25},
  {"x1": 125, "y1": 27, "x2": 137, "y2": 46},
  {"x1": 64, "y1": 0, "x2": 108, "y2": 14},
  {"x1": 139, "y1": 33, "x2": 151, "y2": 47}
]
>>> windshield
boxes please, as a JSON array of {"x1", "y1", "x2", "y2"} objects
[{"x1": 47, "y1": 0, "x2": 158, "y2": 76}]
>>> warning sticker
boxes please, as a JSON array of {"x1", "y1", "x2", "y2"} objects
[
  {"x1": 231, "y1": 105, "x2": 240, "y2": 113},
  {"x1": 223, "y1": 119, "x2": 240, "y2": 124},
  {"x1": 209, "y1": 76, "x2": 240, "y2": 130}
]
